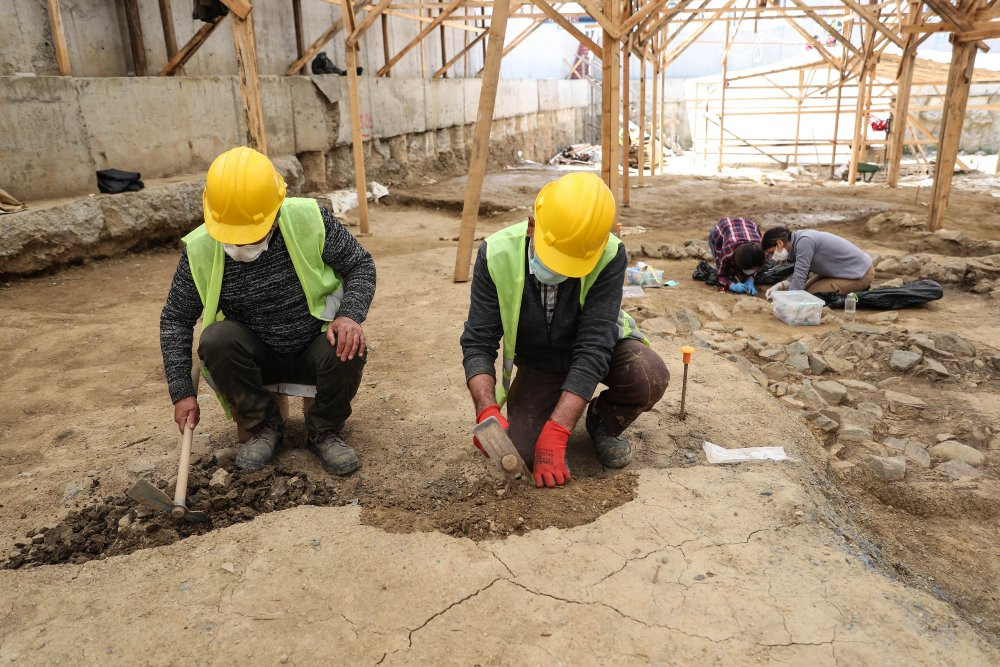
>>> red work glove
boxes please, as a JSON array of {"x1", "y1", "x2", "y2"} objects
[
  {"x1": 473, "y1": 404, "x2": 508, "y2": 458},
  {"x1": 533, "y1": 420, "x2": 571, "y2": 488}
]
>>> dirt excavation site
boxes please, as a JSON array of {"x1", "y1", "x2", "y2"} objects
[{"x1": 0, "y1": 166, "x2": 999, "y2": 664}]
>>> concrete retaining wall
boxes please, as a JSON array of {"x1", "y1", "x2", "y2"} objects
[{"x1": 0, "y1": 76, "x2": 592, "y2": 202}]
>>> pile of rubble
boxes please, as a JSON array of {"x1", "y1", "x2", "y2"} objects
[
  {"x1": 635, "y1": 301, "x2": 998, "y2": 483},
  {"x1": 630, "y1": 238, "x2": 714, "y2": 262},
  {"x1": 548, "y1": 144, "x2": 600, "y2": 165}
]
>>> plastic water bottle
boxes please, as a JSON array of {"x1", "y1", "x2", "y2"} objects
[{"x1": 844, "y1": 292, "x2": 858, "y2": 320}]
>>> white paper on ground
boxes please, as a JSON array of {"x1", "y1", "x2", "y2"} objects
[
  {"x1": 622, "y1": 285, "x2": 646, "y2": 298},
  {"x1": 702, "y1": 440, "x2": 788, "y2": 464}
]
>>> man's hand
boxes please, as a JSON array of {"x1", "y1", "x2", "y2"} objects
[
  {"x1": 473, "y1": 404, "x2": 508, "y2": 458},
  {"x1": 728, "y1": 282, "x2": 748, "y2": 294},
  {"x1": 173, "y1": 396, "x2": 200, "y2": 434},
  {"x1": 533, "y1": 420, "x2": 571, "y2": 488},
  {"x1": 765, "y1": 280, "x2": 790, "y2": 301},
  {"x1": 744, "y1": 277, "x2": 757, "y2": 296},
  {"x1": 326, "y1": 316, "x2": 366, "y2": 361}
]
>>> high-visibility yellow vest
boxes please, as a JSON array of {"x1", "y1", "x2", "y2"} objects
[
  {"x1": 485, "y1": 220, "x2": 646, "y2": 407},
  {"x1": 183, "y1": 197, "x2": 343, "y2": 417}
]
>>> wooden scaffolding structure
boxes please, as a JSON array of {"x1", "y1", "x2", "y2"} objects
[{"x1": 40, "y1": 0, "x2": 1000, "y2": 269}]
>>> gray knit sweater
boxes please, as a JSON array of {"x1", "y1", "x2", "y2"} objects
[{"x1": 159, "y1": 206, "x2": 376, "y2": 403}]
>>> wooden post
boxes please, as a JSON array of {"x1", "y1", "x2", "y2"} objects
[
  {"x1": 829, "y1": 18, "x2": 852, "y2": 176},
  {"x1": 46, "y1": 0, "x2": 72, "y2": 75},
  {"x1": 887, "y1": 2, "x2": 919, "y2": 187},
  {"x1": 928, "y1": 35, "x2": 978, "y2": 230},
  {"x1": 659, "y1": 51, "x2": 665, "y2": 173},
  {"x1": 341, "y1": 0, "x2": 370, "y2": 234},
  {"x1": 650, "y1": 36, "x2": 659, "y2": 176},
  {"x1": 622, "y1": 13, "x2": 632, "y2": 206},
  {"x1": 600, "y1": 0, "x2": 621, "y2": 199},
  {"x1": 439, "y1": 20, "x2": 448, "y2": 77},
  {"x1": 453, "y1": 0, "x2": 512, "y2": 282},
  {"x1": 159, "y1": 16, "x2": 225, "y2": 76},
  {"x1": 848, "y1": 14, "x2": 875, "y2": 185},
  {"x1": 292, "y1": 0, "x2": 305, "y2": 59},
  {"x1": 287, "y1": 0, "x2": 366, "y2": 75},
  {"x1": 381, "y1": 13, "x2": 391, "y2": 73},
  {"x1": 123, "y1": 0, "x2": 148, "y2": 76},
  {"x1": 158, "y1": 0, "x2": 180, "y2": 67},
  {"x1": 231, "y1": 7, "x2": 267, "y2": 154},
  {"x1": 792, "y1": 68, "x2": 804, "y2": 164},
  {"x1": 717, "y1": 21, "x2": 730, "y2": 172},
  {"x1": 638, "y1": 48, "x2": 646, "y2": 186}
]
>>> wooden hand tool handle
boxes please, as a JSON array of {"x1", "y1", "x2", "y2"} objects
[{"x1": 172, "y1": 425, "x2": 194, "y2": 518}]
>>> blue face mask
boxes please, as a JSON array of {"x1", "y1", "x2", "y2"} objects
[{"x1": 529, "y1": 246, "x2": 568, "y2": 285}]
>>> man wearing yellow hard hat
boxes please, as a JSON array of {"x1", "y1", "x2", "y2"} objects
[
  {"x1": 160, "y1": 147, "x2": 376, "y2": 475},
  {"x1": 461, "y1": 172, "x2": 669, "y2": 488}
]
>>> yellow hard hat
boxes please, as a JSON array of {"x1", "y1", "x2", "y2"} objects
[
  {"x1": 533, "y1": 172, "x2": 616, "y2": 277},
  {"x1": 203, "y1": 146, "x2": 286, "y2": 245}
]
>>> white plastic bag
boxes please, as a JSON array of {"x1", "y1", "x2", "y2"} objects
[{"x1": 702, "y1": 441, "x2": 788, "y2": 464}]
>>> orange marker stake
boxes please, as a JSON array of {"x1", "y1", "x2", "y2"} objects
[{"x1": 679, "y1": 346, "x2": 695, "y2": 420}]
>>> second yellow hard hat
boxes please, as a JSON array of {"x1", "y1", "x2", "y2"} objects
[{"x1": 533, "y1": 172, "x2": 617, "y2": 278}]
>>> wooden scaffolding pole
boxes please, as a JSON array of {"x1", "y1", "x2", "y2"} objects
[
  {"x1": 829, "y1": 18, "x2": 852, "y2": 176},
  {"x1": 453, "y1": 0, "x2": 512, "y2": 282},
  {"x1": 158, "y1": 0, "x2": 180, "y2": 67},
  {"x1": 658, "y1": 44, "x2": 665, "y2": 173},
  {"x1": 792, "y1": 69, "x2": 804, "y2": 164},
  {"x1": 122, "y1": 0, "x2": 148, "y2": 76},
  {"x1": 622, "y1": 1, "x2": 632, "y2": 207},
  {"x1": 848, "y1": 11, "x2": 875, "y2": 185},
  {"x1": 887, "y1": 1, "x2": 919, "y2": 187},
  {"x1": 287, "y1": 0, "x2": 366, "y2": 75},
  {"x1": 650, "y1": 34, "x2": 659, "y2": 176},
  {"x1": 292, "y1": 0, "x2": 305, "y2": 58},
  {"x1": 600, "y1": 0, "x2": 621, "y2": 198},
  {"x1": 379, "y1": 0, "x2": 464, "y2": 76},
  {"x1": 928, "y1": 29, "x2": 978, "y2": 230},
  {"x1": 638, "y1": 47, "x2": 646, "y2": 186},
  {"x1": 160, "y1": 15, "x2": 225, "y2": 76},
  {"x1": 231, "y1": 5, "x2": 267, "y2": 153},
  {"x1": 717, "y1": 20, "x2": 730, "y2": 172},
  {"x1": 46, "y1": 0, "x2": 72, "y2": 75},
  {"x1": 340, "y1": 0, "x2": 370, "y2": 234}
]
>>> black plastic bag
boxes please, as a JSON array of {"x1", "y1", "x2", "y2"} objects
[
  {"x1": 96, "y1": 169, "x2": 144, "y2": 194},
  {"x1": 192, "y1": 0, "x2": 228, "y2": 22},
  {"x1": 756, "y1": 262, "x2": 794, "y2": 285},
  {"x1": 311, "y1": 52, "x2": 340, "y2": 74},
  {"x1": 815, "y1": 280, "x2": 943, "y2": 310},
  {"x1": 692, "y1": 261, "x2": 719, "y2": 286}
]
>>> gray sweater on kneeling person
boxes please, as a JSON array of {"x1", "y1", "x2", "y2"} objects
[{"x1": 787, "y1": 230, "x2": 872, "y2": 291}]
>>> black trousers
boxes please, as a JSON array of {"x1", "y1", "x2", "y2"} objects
[
  {"x1": 198, "y1": 320, "x2": 366, "y2": 435},
  {"x1": 506, "y1": 339, "x2": 669, "y2": 466}
]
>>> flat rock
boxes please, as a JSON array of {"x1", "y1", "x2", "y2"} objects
[
  {"x1": 843, "y1": 323, "x2": 890, "y2": 335},
  {"x1": 807, "y1": 353, "x2": 828, "y2": 375},
  {"x1": 812, "y1": 416, "x2": 840, "y2": 433},
  {"x1": 884, "y1": 390, "x2": 927, "y2": 412},
  {"x1": 731, "y1": 299, "x2": 770, "y2": 314},
  {"x1": 209, "y1": 468, "x2": 231, "y2": 488},
  {"x1": 213, "y1": 447, "x2": 238, "y2": 464},
  {"x1": 758, "y1": 347, "x2": 786, "y2": 361},
  {"x1": 929, "y1": 441, "x2": 984, "y2": 467},
  {"x1": 762, "y1": 362, "x2": 798, "y2": 382},
  {"x1": 785, "y1": 341, "x2": 810, "y2": 355},
  {"x1": 697, "y1": 302, "x2": 731, "y2": 321},
  {"x1": 865, "y1": 455, "x2": 906, "y2": 481},
  {"x1": 921, "y1": 358, "x2": 950, "y2": 377},
  {"x1": 839, "y1": 424, "x2": 873, "y2": 442},
  {"x1": 813, "y1": 380, "x2": 848, "y2": 406},
  {"x1": 839, "y1": 379, "x2": 876, "y2": 392},
  {"x1": 889, "y1": 349, "x2": 922, "y2": 371},
  {"x1": 749, "y1": 366, "x2": 769, "y2": 387},
  {"x1": 876, "y1": 278, "x2": 905, "y2": 288},
  {"x1": 641, "y1": 317, "x2": 677, "y2": 336},
  {"x1": 875, "y1": 257, "x2": 902, "y2": 273},
  {"x1": 63, "y1": 482, "x2": 84, "y2": 501},
  {"x1": 926, "y1": 332, "x2": 976, "y2": 357},
  {"x1": 795, "y1": 383, "x2": 828, "y2": 410},
  {"x1": 779, "y1": 396, "x2": 805, "y2": 410},
  {"x1": 904, "y1": 443, "x2": 932, "y2": 469},
  {"x1": 935, "y1": 460, "x2": 982, "y2": 480},
  {"x1": 883, "y1": 436, "x2": 908, "y2": 452},
  {"x1": 657, "y1": 243, "x2": 686, "y2": 259},
  {"x1": 666, "y1": 307, "x2": 703, "y2": 333},
  {"x1": 128, "y1": 460, "x2": 158, "y2": 476},
  {"x1": 786, "y1": 354, "x2": 811, "y2": 374},
  {"x1": 823, "y1": 354, "x2": 854, "y2": 373}
]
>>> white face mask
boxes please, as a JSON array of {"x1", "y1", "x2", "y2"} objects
[
  {"x1": 772, "y1": 248, "x2": 789, "y2": 263},
  {"x1": 742, "y1": 268, "x2": 757, "y2": 276},
  {"x1": 528, "y1": 240, "x2": 568, "y2": 285},
  {"x1": 224, "y1": 228, "x2": 274, "y2": 263}
]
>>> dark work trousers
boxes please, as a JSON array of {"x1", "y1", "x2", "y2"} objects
[
  {"x1": 506, "y1": 339, "x2": 669, "y2": 466},
  {"x1": 198, "y1": 320, "x2": 366, "y2": 435}
]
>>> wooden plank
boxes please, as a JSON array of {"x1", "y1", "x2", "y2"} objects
[
  {"x1": 159, "y1": 15, "x2": 225, "y2": 75},
  {"x1": 651, "y1": 33, "x2": 659, "y2": 176},
  {"x1": 287, "y1": 0, "x2": 366, "y2": 75},
  {"x1": 453, "y1": 0, "x2": 511, "y2": 282},
  {"x1": 887, "y1": 2, "x2": 918, "y2": 187},
  {"x1": 292, "y1": 0, "x2": 306, "y2": 58},
  {"x1": 219, "y1": 0, "x2": 252, "y2": 20},
  {"x1": 158, "y1": 0, "x2": 180, "y2": 65},
  {"x1": 381, "y1": 12, "x2": 391, "y2": 71},
  {"x1": 232, "y1": 8, "x2": 268, "y2": 154},
  {"x1": 907, "y1": 113, "x2": 970, "y2": 170},
  {"x1": 848, "y1": 17, "x2": 875, "y2": 185},
  {"x1": 928, "y1": 36, "x2": 977, "y2": 229},
  {"x1": 638, "y1": 47, "x2": 646, "y2": 185},
  {"x1": 718, "y1": 20, "x2": 730, "y2": 172},
  {"x1": 46, "y1": 0, "x2": 72, "y2": 76},
  {"x1": 383, "y1": 9, "x2": 486, "y2": 33},
  {"x1": 619, "y1": 0, "x2": 671, "y2": 38},
  {"x1": 439, "y1": 20, "x2": 448, "y2": 77},
  {"x1": 434, "y1": 29, "x2": 488, "y2": 77},
  {"x1": 782, "y1": 15, "x2": 841, "y2": 70},
  {"x1": 841, "y1": 0, "x2": 906, "y2": 48},
  {"x1": 956, "y1": 24, "x2": 1000, "y2": 41},
  {"x1": 530, "y1": 0, "x2": 603, "y2": 57},
  {"x1": 658, "y1": 42, "x2": 665, "y2": 173},
  {"x1": 577, "y1": 0, "x2": 619, "y2": 36},
  {"x1": 341, "y1": 0, "x2": 370, "y2": 234},
  {"x1": 923, "y1": 0, "x2": 991, "y2": 50},
  {"x1": 378, "y1": 0, "x2": 466, "y2": 76},
  {"x1": 786, "y1": 0, "x2": 863, "y2": 60},
  {"x1": 663, "y1": 0, "x2": 738, "y2": 68},
  {"x1": 122, "y1": 0, "x2": 148, "y2": 76},
  {"x1": 640, "y1": 0, "x2": 697, "y2": 44},
  {"x1": 830, "y1": 18, "x2": 852, "y2": 177},
  {"x1": 600, "y1": 0, "x2": 621, "y2": 197},
  {"x1": 346, "y1": 0, "x2": 394, "y2": 47},
  {"x1": 622, "y1": 1, "x2": 632, "y2": 206}
]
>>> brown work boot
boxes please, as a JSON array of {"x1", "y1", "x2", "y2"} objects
[
  {"x1": 586, "y1": 401, "x2": 632, "y2": 469},
  {"x1": 235, "y1": 421, "x2": 283, "y2": 471},
  {"x1": 308, "y1": 430, "x2": 360, "y2": 476}
]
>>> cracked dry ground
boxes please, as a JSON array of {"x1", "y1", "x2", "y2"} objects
[{"x1": 2, "y1": 170, "x2": 999, "y2": 663}]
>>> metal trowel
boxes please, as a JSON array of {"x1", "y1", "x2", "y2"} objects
[
  {"x1": 127, "y1": 423, "x2": 208, "y2": 523},
  {"x1": 473, "y1": 416, "x2": 532, "y2": 484}
]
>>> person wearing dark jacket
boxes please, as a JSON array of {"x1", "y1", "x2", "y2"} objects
[
  {"x1": 160, "y1": 147, "x2": 376, "y2": 476},
  {"x1": 460, "y1": 173, "x2": 669, "y2": 488}
]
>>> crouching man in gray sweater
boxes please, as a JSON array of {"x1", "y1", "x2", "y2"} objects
[
  {"x1": 761, "y1": 227, "x2": 874, "y2": 299},
  {"x1": 460, "y1": 173, "x2": 668, "y2": 488}
]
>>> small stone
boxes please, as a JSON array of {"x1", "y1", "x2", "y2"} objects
[
  {"x1": 178, "y1": 581, "x2": 192, "y2": 592},
  {"x1": 209, "y1": 469, "x2": 231, "y2": 488},
  {"x1": 813, "y1": 380, "x2": 848, "y2": 406},
  {"x1": 843, "y1": 323, "x2": 890, "y2": 335},
  {"x1": 221, "y1": 562, "x2": 235, "y2": 574},
  {"x1": 868, "y1": 312, "x2": 899, "y2": 323},
  {"x1": 839, "y1": 379, "x2": 876, "y2": 392},
  {"x1": 889, "y1": 349, "x2": 922, "y2": 371},
  {"x1": 496, "y1": 488, "x2": 506, "y2": 497},
  {"x1": 921, "y1": 358, "x2": 950, "y2": 377},
  {"x1": 117, "y1": 515, "x2": 132, "y2": 532},
  {"x1": 779, "y1": 396, "x2": 805, "y2": 410},
  {"x1": 732, "y1": 299, "x2": 770, "y2": 314},
  {"x1": 762, "y1": 362, "x2": 797, "y2": 382},
  {"x1": 935, "y1": 433, "x2": 955, "y2": 443},
  {"x1": 785, "y1": 340, "x2": 810, "y2": 355},
  {"x1": 929, "y1": 441, "x2": 984, "y2": 467},
  {"x1": 658, "y1": 243, "x2": 686, "y2": 259},
  {"x1": 884, "y1": 390, "x2": 927, "y2": 412},
  {"x1": 935, "y1": 460, "x2": 982, "y2": 480},
  {"x1": 698, "y1": 302, "x2": 731, "y2": 321},
  {"x1": 903, "y1": 443, "x2": 931, "y2": 468},
  {"x1": 877, "y1": 278, "x2": 904, "y2": 288},
  {"x1": 864, "y1": 455, "x2": 906, "y2": 482},
  {"x1": 990, "y1": 437, "x2": 1000, "y2": 451},
  {"x1": 640, "y1": 243, "x2": 662, "y2": 259},
  {"x1": 795, "y1": 383, "x2": 828, "y2": 409},
  {"x1": 63, "y1": 482, "x2": 84, "y2": 501},
  {"x1": 641, "y1": 317, "x2": 677, "y2": 336},
  {"x1": 759, "y1": 347, "x2": 786, "y2": 360},
  {"x1": 839, "y1": 424, "x2": 873, "y2": 442},
  {"x1": 884, "y1": 436, "x2": 908, "y2": 452},
  {"x1": 823, "y1": 355, "x2": 854, "y2": 373},
  {"x1": 770, "y1": 381, "x2": 788, "y2": 397},
  {"x1": 213, "y1": 448, "x2": 238, "y2": 464},
  {"x1": 667, "y1": 308, "x2": 703, "y2": 333},
  {"x1": 926, "y1": 332, "x2": 975, "y2": 357},
  {"x1": 786, "y1": 354, "x2": 811, "y2": 374},
  {"x1": 812, "y1": 416, "x2": 839, "y2": 433},
  {"x1": 820, "y1": 408, "x2": 843, "y2": 425},
  {"x1": 875, "y1": 257, "x2": 901, "y2": 273},
  {"x1": 749, "y1": 366, "x2": 768, "y2": 387},
  {"x1": 807, "y1": 353, "x2": 828, "y2": 375},
  {"x1": 128, "y1": 460, "x2": 158, "y2": 476}
]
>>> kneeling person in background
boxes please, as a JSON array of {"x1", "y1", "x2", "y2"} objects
[
  {"x1": 708, "y1": 217, "x2": 764, "y2": 295},
  {"x1": 762, "y1": 226, "x2": 873, "y2": 300},
  {"x1": 461, "y1": 173, "x2": 669, "y2": 489}
]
